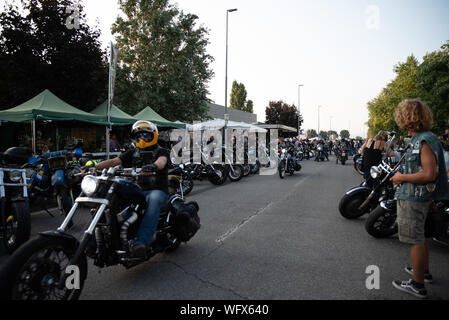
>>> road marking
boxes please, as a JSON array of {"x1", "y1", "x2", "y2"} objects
[{"x1": 216, "y1": 168, "x2": 315, "y2": 243}]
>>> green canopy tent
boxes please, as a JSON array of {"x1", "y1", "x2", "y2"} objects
[
  {"x1": 134, "y1": 106, "x2": 186, "y2": 129},
  {"x1": 90, "y1": 101, "x2": 137, "y2": 125},
  {"x1": 0, "y1": 89, "x2": 107, "y2": 153}
]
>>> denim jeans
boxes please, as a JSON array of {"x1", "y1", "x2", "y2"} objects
[{"x1": 134, "y1": 189, "x2": 169, "y2": 247}]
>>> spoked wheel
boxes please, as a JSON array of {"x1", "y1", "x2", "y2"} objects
[
  {"x1": 0, "y1": 235, "x2": 87, "y2": 300},
  {"x1": 365, "y1": 206, "x2": 398, "y2": 238},
  {"x1": 228, "y1": 165, "x2": 244, "y2": 182},
  {"x1": 208, "y1": 165, "x2": 228, "y2": 185},
  {"x1": 3, "y1": 201, "x2": 31, "y2": 254}
]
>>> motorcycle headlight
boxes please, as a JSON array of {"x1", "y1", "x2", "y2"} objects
[
  {"x1": 282, "y1": 149, "x2": 287, "y2": 153},
  {"x1": 8, "y1": 170, "x2": 22, "y2": 182},
  {"x1": 179, "y1": 163, "x2": 185, "y2": 169},
  {"x1": 370, "y1": 166, "x2": 380, "y2": 179},
  {"x1": 81, "y1": 175, "x2": 99, "y2": 197}
]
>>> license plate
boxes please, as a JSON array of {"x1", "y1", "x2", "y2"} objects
[{"x1": 342, "y1": 153, "x2": 346, "y2": 156}]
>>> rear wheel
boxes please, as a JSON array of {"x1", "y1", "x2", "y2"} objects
[
  {"x1": 242, "y1": 164, "x2": 251, "y2": 177},
  {"x1": 3, "y1": 201, "x2": 31, "y2": 254},
  {"x1": 365, "y1": 206, "x2": 398, "y2": 238}
]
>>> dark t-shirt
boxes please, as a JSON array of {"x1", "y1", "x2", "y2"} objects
[{"x1": 119, "y1": 145, "x2": 170, "y2": 194}]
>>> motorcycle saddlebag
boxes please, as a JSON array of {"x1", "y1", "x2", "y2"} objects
[
  {"x1": 3, "y1": 147, "x2": 32, "y2": 165},
  {"x1": 169, "y1": 196, "x2": 201, "y2": 242}
]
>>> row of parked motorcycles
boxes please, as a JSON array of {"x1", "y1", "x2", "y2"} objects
[{"x1": 338, "y1": 135, "x2": 449, "y2": 246}]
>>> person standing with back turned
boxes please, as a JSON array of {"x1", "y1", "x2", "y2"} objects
[{"x1": 390, "y1": 99, "x2": 449, "y2": 299}]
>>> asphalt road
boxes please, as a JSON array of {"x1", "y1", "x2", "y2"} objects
[{"x1": 1, "y1": 155, "x2": 449, "y2": 300}]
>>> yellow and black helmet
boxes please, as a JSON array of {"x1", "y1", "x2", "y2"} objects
[{"x1": 131, "y1": 120, "x2": 159, "y2": 149}]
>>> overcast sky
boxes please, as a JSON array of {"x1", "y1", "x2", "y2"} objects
[{"x1": 4, "y1": 0, "x2": 449, "y2": 138}]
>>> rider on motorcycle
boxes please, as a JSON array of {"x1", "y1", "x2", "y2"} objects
[{"x1": 95, "y1": 120, "x2": 170, "y2": 258}]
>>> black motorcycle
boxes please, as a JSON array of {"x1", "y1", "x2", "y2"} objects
[
  {"x1": 0, "y1": 148, "x2": 31, "y2": 253},
  {"x1": 353, "y1": 149, "x2": 364, "y2": 175},
  {"x1": 314, "y1": 144, "x2": 326, "y2": 162},
  {"x1": 0, "y1": 165, "x2": 200, "y2": 300},
  {"x1": 339, "y1": 155, "x2": 404, "y2": 219},
  {"x1": 366, "y1": 198, "x2": 449, "y2": 246},
  {"x1": 278, "y1": 147, "x2": 296, "y2": 179}
]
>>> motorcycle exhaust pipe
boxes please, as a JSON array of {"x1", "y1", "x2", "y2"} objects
[{"x1": 120, "y1": 212, "x2": 138, "y2": 251}]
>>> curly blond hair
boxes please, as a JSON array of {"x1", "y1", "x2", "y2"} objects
[{"x1": 394, "y1": 99, "x2": 433, "y2": 132}]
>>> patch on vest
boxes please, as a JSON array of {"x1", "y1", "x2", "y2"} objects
[{"x1": 426, "y1": 183, "x2": 436, "y2": 192}]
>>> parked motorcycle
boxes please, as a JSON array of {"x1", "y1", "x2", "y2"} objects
[
  {"x1": 365, "y1": 198, "x2": 449, "y2": 246},
  {"x1": 0, "y1": 147, "x2": 31, "y2": 253},
  {"x1": 0, "y1": 165, "x2": 201, "y2": 300},
  {"x1": 185, "y1": 150, "x2": 228, "y2": 186},
  {"x1": 338, "y1": 154, "x2": 405, "y2": 219},
  {"x1": 27, "y1": 150, "x2": 82, "y2": 227}
]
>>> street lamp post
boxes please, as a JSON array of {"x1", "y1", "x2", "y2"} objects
[
  {"x1": 224, "y1": 8, "x2": 237, "y2": 125},
  {"x1": 318, "y1": 105, "x2": 322, "y2": 135},
  {"x1": 297, "y1": 84, "x2": 303, "y2": 137}
]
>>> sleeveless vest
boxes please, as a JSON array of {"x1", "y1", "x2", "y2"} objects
[{"x1": 395, "y1": 131, "x2": 449, "y2": 202}]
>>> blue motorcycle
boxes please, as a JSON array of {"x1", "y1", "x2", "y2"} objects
[{"x1": 27, "y1": 150, "x2": 81, "y2": 227}]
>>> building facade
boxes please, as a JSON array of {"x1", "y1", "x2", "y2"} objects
[{"x1": 207, "y1": 103, "x2": 257, "y2": 124}]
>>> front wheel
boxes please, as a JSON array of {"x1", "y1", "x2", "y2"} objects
[
  {"x1": 365, "y1": 206, "x2": 398, "y2": 238},
  {"x1": 3, "y1": 201, "x2": 31, "y2": 254},
  {"x1": 338, "y1": 191, "x2": 371, "y2": 219},
  {"x1": 228, "y1": 165, "x2": 244, "y2": 182},
  {"x1": 278, "y1": 162, "x2": 286, "y2": 179},
  {"x1": 0, "y1": 235, "x2": 87, "y2": 300},
  {"x1": 208, "y1": 165, "x2": 228, "y2": 185},
  {"x1": 242, "y1": 164, "x2": 251, "y2": 177}
]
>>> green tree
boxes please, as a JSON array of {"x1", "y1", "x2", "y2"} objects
[
  {"x1": 307, "y1": 129, "x2": 318, "y2": 138},
  {"x1": 112, "y1": 0, "x2": 214, "y2": 122},
  {"x1": 327, "y1": 130, "x2": 338, "y2": 138},
  {"x1": 416, "y1": 41, "x2": 449, "y2": 133},
  {"x1": 230, "y1": 80, "x2": 247, "y2": 111},
  {"x1": 245, "y1": 100, "x2": 254, "y2": 113},
  {"x1": 265, "y1": 100, "x2": 303, "y2": 130},
  {"x1": 367, "y1": 55, "x2": 419, "y2": 135},
  {"x1": 319, "y1": 131, "x2": 329, "y2": 140},
  {"x1": 0, "y1": 0, "x2": 108, "y2": 111},
  {"x1": 340, "y1": 130, "x2": 350, "y2": 139}
]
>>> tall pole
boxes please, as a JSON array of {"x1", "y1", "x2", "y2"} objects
[
  {"x1": 224, "y1": 8, "x2": 237, "y2": 127},
  {"x1": 297, "y1": 84, "x2": 303, "y2": 137},
  {"x1": 318, "y1": 105, "x2": 322, "y2": 135}
]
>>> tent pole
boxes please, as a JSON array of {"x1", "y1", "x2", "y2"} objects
[{"x1": 32, "y1": 120, "x2": 36, "y2": 154}]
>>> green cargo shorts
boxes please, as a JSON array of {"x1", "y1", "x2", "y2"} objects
[{"x1": 397, "y1": 199, "x2": 431, "y2": 244}]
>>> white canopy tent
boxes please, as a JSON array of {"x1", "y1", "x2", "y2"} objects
[{"x1": 190, "y1": 119, "x2": 267, "y2": 133}]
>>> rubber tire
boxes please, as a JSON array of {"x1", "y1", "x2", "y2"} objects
[
  {"x1": 250, "y1": 162, "x2": 260, "y2": 174},
  {"x1": 0, "y1": 235, "x2": 87, "y2": 300},
  {"x1": 165, "y1": 235, "x2": 181, "y2": 253},
  {"x1": 208, "y1": 166, "x2": 228, "y2": 185},
  {"x1": 341, "y1": 160, "x2": 346, "y2": 165},
  {"x1": 279, "y1": 163, "x2": 286, "y2": 179},
  {"x1": 338, "y1": 191, "x2": 371, "y2": 219},
  {"x1": 228, "y1": 165, "x2": 244, "y2": 182},
  {"x1": 365, "y1": 205, "x2": 398, "y2": 238},
  {"x1": 3, "y1": 201, "x2": 31, "y2": 254},
  {"x1": 242, "y1": 164, "x2": 251, "y2": 177}
]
